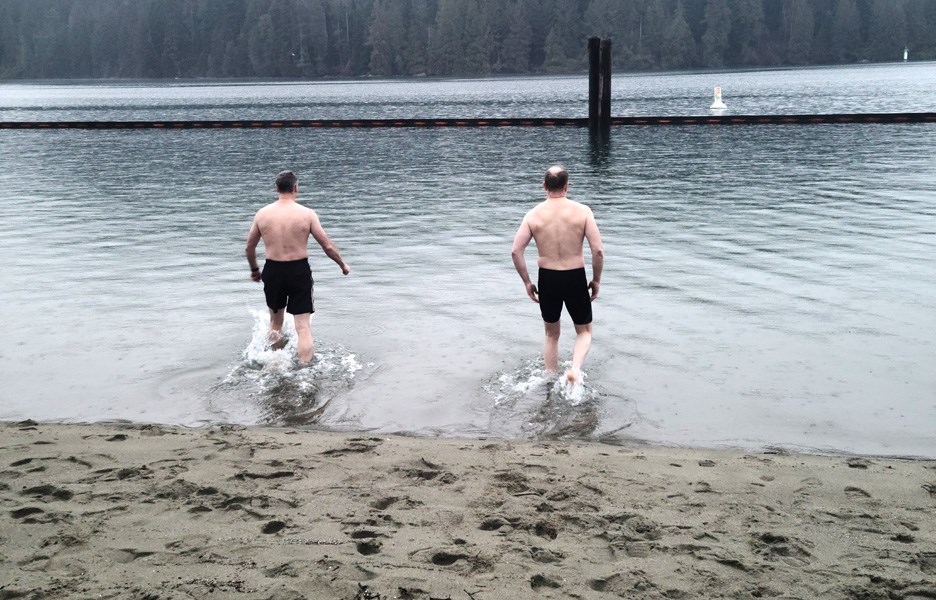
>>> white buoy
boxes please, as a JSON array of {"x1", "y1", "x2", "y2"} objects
[{"x1": 710, "y1": 86, "x2": 727, "y2": 110}]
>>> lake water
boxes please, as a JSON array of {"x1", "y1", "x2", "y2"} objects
[{"x1": 1, "y1": 63, "x2": 934, "y2": 458}]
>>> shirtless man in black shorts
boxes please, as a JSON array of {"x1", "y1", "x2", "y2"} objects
[
  {"x1": 246, "y1": 170, "x2": 350, "y2": 365},
  {"x1": 511, "y1": 165, "x2": 604, "y2": 382}
]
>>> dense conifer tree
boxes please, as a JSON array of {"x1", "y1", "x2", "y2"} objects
[
  {"x1": 728, "y1": 0, "x2": 764, "y2": 65},
  {"x1": 501, "y1": 0, "x2": 533, "y2": 73},
  {"x1": 702, "y1": 0, "x2": 732, "y2": 67},
  {"x1": 368, "y1": 0, "x2": 406, "y2": 75},
  {"x1": 787, "y1": 0, "x2": 815, "y2": 65},
  {"x1": 640, "y1": 0, "x2": 668, "y2": 68},
  {"x1": 0, "y1": 0, "x2": 933, "y2": 78},
  {"x1": 832, "y1": 0, "x2": 862, "y2": 63},
  {"x1": 869, "y1": 0, "x2": 907, "y2": 62},
  {"x1": 663, "y1": 1, "x2": 696, "y2": 69}
]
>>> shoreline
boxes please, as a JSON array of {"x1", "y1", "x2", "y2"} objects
[
  {"x1": 4, "y1": 417, "x2": 934, "y2": 462},
  {"x1": 1, "y1": 421, "x2": 934, "y2": 599}
]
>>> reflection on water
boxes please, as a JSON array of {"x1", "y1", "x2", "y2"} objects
[
  {"x1": 1, "y1": 69, "x2": 934, "y2": 457},
  {"x1": 588, "y1": 128, "x2": 613, "y2": 172}
]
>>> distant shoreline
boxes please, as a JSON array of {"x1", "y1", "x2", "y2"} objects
[{"x1": 2, "y1": 59, "x2": 934, "y2": 86}]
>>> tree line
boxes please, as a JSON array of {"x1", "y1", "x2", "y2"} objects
[{"x1": 1, "y1": 0, "x2": 933, "y2": 80}]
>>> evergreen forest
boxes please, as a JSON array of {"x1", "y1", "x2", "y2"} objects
[{"x1": 1, "y1": 0, "x2": 934, "y2": 80}]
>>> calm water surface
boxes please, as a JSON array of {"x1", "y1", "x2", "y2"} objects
[
  {"x1": 2, "y1": 62, "x2": 935, "y2": 120},
  {"x1": 1, "y1": 64, "x2": 934, "y2": 457}
]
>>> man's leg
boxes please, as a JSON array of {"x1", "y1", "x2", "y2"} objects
[
  {"x1": 269, "y1": 308, "x2": 287, "y2": 350},
  {"x1": 293, "y1": 313, "x2": 314, "y2": 365},
  {"x1": 570, "y1": 323, "x2": 593, "y2": 374},
  {"x1": 565, "y1": 269, "x2": 594, "y2": 382},
  {"x1": 543, "y1": 321, "x2": 561, "y2": 373}
]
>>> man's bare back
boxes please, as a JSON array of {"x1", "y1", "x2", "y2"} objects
[
  {"x1": 249, "y1": 200, "x2": 331, "y2": 262},
  {"x1": 522, "y1": 197, "x2": 599, "y2": 271}
]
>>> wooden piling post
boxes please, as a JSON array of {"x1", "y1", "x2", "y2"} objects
[
  {"x1": 599, "y1": 39, "x2": 612, "y2": 131},
  {"x1": 588, "y1": 37, "x2": 600, "y2": 129}
]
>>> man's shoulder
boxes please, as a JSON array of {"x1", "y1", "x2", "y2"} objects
[
  {"x1": 260, "y1": 200, "x2": 315, "y2": 214},
  {"x1": 571, "y1": 199, "x2": 595, "y2": 215}
]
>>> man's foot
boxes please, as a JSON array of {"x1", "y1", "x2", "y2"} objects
[
  {"x1": 269, "y1": 332, "x2": 288, "y2": 351},
  {"x1": 564, "y1": 368, "x2": 582, "y2": 383}
]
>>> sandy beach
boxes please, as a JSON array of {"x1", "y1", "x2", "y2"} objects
[{"x1": 1, "y1": 421, "x2": 933, "y2": 599}]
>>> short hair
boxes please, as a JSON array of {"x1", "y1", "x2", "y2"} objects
[
  {"x1": 275, "y1": 170, "x2": 298, "y2": 193},
  {"x1": 544, "y1": 165, "x2": 568, "y2": 192}
]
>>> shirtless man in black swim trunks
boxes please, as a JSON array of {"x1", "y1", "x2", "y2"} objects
[
  {"x1": 511, "y1": 165, "x2": 604, "y2": 382},
  {"x1": 246, "y1": 170, "x2": 350, "y2": 365}
]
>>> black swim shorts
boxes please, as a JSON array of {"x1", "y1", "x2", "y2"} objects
[
  {"x1": 261, "y1": 258, "x2": 315, "y2": 315},
  {"x1": 537, "y1": 267, "x2": 592, "y2": 325}
]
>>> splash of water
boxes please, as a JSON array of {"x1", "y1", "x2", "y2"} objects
[
  {"x1": 485, "y1": 357, "x2": 601, "y2": 439},
  {"x1": 216, "y1": 309, "x2": 369, "y2": 426}
]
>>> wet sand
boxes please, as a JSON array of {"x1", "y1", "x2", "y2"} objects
[{"x1": 1, "y1": 421, "x2": 934, "y2": 599}]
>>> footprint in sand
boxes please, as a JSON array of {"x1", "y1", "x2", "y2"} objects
[
  {"x1": 530, "y1": 574, "x2": 561, "y2": 590},
  {"x1": 794, "y1": 476, "x2": 823, "y2": 495},
  {"x1": 393, "y1": 459, "x2": 458, "y2": 484},
  {"x1": 527, "y1": 521, "x2": 556, "y2": 540},
  {"x1": 321, "y1": 437, "x2": 383, "y2": 457},
  {"x1": 10, "y1": 507, "x2": 67, "y2": 524},
  {"x1": 105, "y1": 548, "x2": 156, "y2": 564},
  {"x1": 262, "y1": 520, "x2": 287, "y2": 534},
  {"x1": 589, "y1": 571, "x2": 656, "y2": 594},
  {"x1": 844, "y1": 486, "x2": 872, "y2": 499},
  {"x1": 369, "y1": 496, "x2": 398, "y2": 510},
  {"x1": 10, "y1": 507, "x2": 44, "y2": 519},
  {"x1": 752, "y1": 532, "x2": 813, "y2": 565},
  {"x1": 233, "y1": 469, "x2": 296, "y2": 481},
  {"x1": 530, "y1": 546, "x2": 565, "y2": 564},
  {"x1": 919, "y1": 552, "x2": 936, "y2": 575},
  {"x1": 355, "y1": 540, "x2": 381, "y2": 555},
  {"x1": 20, "y1": 484, "x2": 74, "y2": 502},
  {"x1": 493, "y1": 469, "x2": 532, "y2": 493},
  {"x1": 479, "y1": 515, "x2": 518, "y2": 532}
]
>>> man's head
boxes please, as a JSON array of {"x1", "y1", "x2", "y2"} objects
[
  {"x1": 544, "y1": 165, "x2": 569, "y2": 193},
  {"x1": 276, "y1": 170, "x2": 298, "y2": 194}
]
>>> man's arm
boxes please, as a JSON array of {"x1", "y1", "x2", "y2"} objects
[
  {"x1": 511, "y1": 216, "x2": 539, "y2": 303},
  {"x1": 584, "y1": 207, "x2": 604, "y2": 301},
  {"x1": 309, "y1": 211, "x2": 350, "y2": 275},
  {"x1": 246, "y1": 217, "x2": 263, "y2": 282}
]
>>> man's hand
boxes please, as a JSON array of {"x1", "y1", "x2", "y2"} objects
[
  {"x1": 525, "y1": 281, "x2": 539, "y2": 303},
  {"x1": 589, "y1": 280, "x2": 600, "y2": 301},
  {"x1": 340, "y1": 263, "x2": 350, "y2": 275},
  {"x1": 250, "y1": 269, "x2": 262, "y2": 282}
]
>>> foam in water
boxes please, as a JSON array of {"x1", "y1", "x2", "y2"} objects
[
  {"x1": 217, "y1": 309, "x2": 368, "y2": 426},
  {"x1": 553, "y1": 369, "x2": 589, "y2": 405},
  {"x1": 490, "y1": 358, "x2": 596, "y2": 407},
  {"x1": 485, "y1": 357, "x2": 601, "y2": 439}
]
